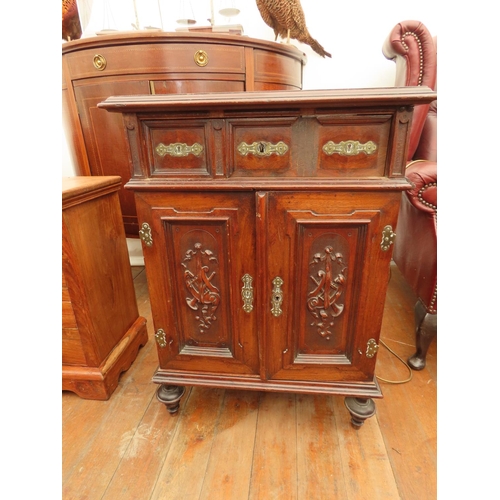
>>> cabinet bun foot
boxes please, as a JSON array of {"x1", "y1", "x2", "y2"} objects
[
  {"x1": 156, "y1": 385, "x2": 186, "y2": 415},
  {"x1": 344, "y1": 397, "x2": 376, "y2": 428}
]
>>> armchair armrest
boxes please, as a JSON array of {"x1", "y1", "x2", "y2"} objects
[{"x1": 405, "y1": 160, "x2": 437, "y2": 214}]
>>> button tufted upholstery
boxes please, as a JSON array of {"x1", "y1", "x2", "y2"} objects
[{"x1": 383, "y1": 21, "x2": 437, "y2": 370}]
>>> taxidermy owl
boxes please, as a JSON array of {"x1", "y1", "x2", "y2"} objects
[
  {"x1": 62, "y1": 0, "x2": 82, "y2": 41},
  {"x1": 256, "y1": 0, "x2": 331, "y2": 58}
]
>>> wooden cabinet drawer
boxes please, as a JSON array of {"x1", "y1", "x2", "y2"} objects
[
  {"x1": 228, "y1": 117, "x2": 295, "y2": 176},
  {"x1": 65, "y1": 43, "x2": 245, "y2": 81},
  {"x1": 316, "y1": 114, "x2": 392, "y2": 177},
  {"x1": 146, "y1": 119, "x2": 211, "y2": 177}
]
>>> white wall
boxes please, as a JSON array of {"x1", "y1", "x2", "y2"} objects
[{"x1": 62, "y1": 0, "x2": 438, "y2": 264}]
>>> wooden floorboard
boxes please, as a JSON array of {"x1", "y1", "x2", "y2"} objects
[
  {"x1": 198, "y1": 390, "x2": 260, "y2": 500},
  {"x1": 62, "y1": 263, "x2": 437, "y2": 499}
]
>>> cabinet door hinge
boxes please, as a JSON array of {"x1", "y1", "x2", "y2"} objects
[
  {"x1": 155, "y1": 329, "x2": 167, "y2": 348},
  {"x1": 380, "y1": 225, "x2": 396, "y2": 251},
  {"x1": 366, "y1": 339, "x2": 379, "y2": 358},
  {"x1": 139, "y1": 222, "x2": 153, "y2": 247}
]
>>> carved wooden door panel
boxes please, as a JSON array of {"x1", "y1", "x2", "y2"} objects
[
  {"x1": 260, "y1": 191, "x2": 400, "y2": 384},
  {"x1": 135, "y1": 191, "x2": 260, "y2": 376}
]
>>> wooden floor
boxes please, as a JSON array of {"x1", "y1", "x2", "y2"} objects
[{"x1": 62, "y1": 262, "x2": 437, "y2": 500}]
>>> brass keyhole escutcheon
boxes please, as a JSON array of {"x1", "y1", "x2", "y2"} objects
[
  {"x1": 93, "y1": 54, "x2": 107, "y2": 71},
  {"x1": 271, "y1": 277, "x2": 284, "y2": 317},
  {"x1": 194, "y1": 49, "x2": 209, "y2": 67}
]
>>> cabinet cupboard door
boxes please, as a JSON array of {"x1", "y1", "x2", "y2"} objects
[
  {"x1": 260, "y1": 191, "x2": 400, "y2": 383},
  {"x1": 135, "y1": 191, "x2": 260, "y2": 376}
]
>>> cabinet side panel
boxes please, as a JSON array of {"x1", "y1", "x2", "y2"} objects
[{"x1": 63, "y1": 192, "x2": 139, "y2": 365}]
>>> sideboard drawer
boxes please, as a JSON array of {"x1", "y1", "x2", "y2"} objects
[
  {"x1": 65, "y1": 43, "x2": 246, "y2": 81},
  {"x1": 254, "y1": 49, "x2": 303, "y2": 88}
]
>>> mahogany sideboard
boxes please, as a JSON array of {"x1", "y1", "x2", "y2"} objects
[
  {"x1": 62, "y1": 32, "x2": 307, "y2": 237},
  {"x1": 62, "y1": 176, "x2": 148, "y2": 400},
  {"x1": 100, "y1": 87, "x2": 436, "y2": 425}
]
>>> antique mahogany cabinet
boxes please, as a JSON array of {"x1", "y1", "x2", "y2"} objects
[
  {"x1": 62, "y1": 176, "x2": 148, "y2": 400},
  {"x1": 100, "y1": 87, "x2": 436, "y2": 425},
  {"x1": 62, "y1": 32, "x2": 306, "y2": 237}
]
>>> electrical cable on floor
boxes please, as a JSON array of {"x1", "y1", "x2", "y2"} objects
[{"x1": 375, "y1": 339, "x2": 413, "y2": 384}]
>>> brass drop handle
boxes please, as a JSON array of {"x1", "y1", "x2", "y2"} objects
[
  {"x1": 194, "y1": 49, "x2": 209, "y2": 67},
  {"x1": 92, "y1": 54, "x2": 107, "y2": 71},
  {"x1": 271, "y1": 277, "x2": 284, "y2": 317}
]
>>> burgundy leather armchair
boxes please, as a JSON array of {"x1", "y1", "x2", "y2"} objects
[{"x1": 383, "y1": 21, "x2": 437, "y2": 370}]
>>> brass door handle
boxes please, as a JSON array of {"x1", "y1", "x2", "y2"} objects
[{"x1": 241, "y1": 274, "x2": 254, "y2": 313}]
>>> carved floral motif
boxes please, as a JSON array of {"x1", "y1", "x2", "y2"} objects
[
  {"x1": 182, "y1": 243, "x2": 220, "y2": 332},
  {"x1": 307, "y1": 246, "x2": 347, "y2": 339}
]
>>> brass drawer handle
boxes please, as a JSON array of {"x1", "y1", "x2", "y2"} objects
[
  {"x1": 271, "y1": 277, "x2": 284, "y2": 317},
  {"x1": 194, "y1": 49, "x2": 209, "y2": 67},
  {"x1": 92, "y1": 54, "x2": 107, "y2": 71},
  {"x1": 322, "y1": 140, "x2": 377, "y2": 156},
  {"x1": 237, "y1": 141, "x2": 289, "y2": 157},
  {"x1": 155, "y1": 142, "x2": 204, "y2": 158},
  {"x1": 241, "y1": 274, "x2": 254, "y2": 313}
]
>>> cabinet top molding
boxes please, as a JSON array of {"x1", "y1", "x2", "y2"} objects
[{"x1": 99, "y1": 87, "x2": 436, "y2": 113}]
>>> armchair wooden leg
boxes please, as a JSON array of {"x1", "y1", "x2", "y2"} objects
[{"x1": 408, "y1": 300, "x2": 437, "y2": 371}]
